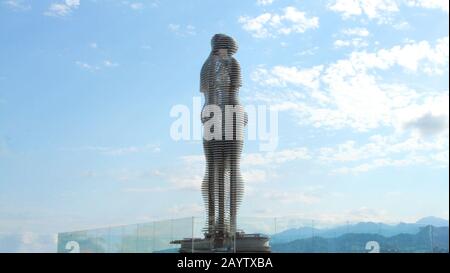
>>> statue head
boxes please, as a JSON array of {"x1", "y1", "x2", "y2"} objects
[{"x1": 211, "y1": 34, "x2": 238, "y2": 56}]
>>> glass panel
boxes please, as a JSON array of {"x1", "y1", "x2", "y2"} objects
[{"x1": 56, "y1": 217, "x2": 442, "y2": 253}]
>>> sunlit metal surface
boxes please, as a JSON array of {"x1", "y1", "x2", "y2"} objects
[{"x1": 200, "y1": 34, "x2": 246, "y2": 248}]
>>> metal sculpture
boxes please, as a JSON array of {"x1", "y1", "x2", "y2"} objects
[
  {"x1": 172, "y1": 34, "x2": 270, "y2": 252},
  {"x1": 200, "y1": 33, "x2": 246, "y2": 248}
]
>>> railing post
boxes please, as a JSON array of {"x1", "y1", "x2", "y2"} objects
[
  {"x1": 170, "y1": 218, "x2": 174, "y2": 242},
  {"x1": 107, "y1": 227, "x2": 111, "y2": 253},
  {"x1": 152, "y1": 222, "x2": 155, "y2": 253},
  {"x1": 274, "y1": 217, "x2": 277, "y2": 234},
  {"x1": 233, "y1": 231, "x2": 236, "y2": 253},
  {"x1": 191, "y1": 216, "x2": 195, "y2": 253},
  {"x1": 136, "y1": 224, "x2": 140, "y2": 253}
]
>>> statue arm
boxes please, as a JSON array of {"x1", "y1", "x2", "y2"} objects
[
  {"x1": 230, "y1": 57, "x2": 242, "y2": 90},
  {"x1": 200, "y1": 59, "x2": 212, "y2": 123},
  {"x1": 229, "y1": 57, "x2": 247, "y2": 126},
  {"x1": 244, "y1": 111, "x2": 248, "y2": 126},
  {"x1": 200, "y1": 60, "x2": 209, "y2": 93}
]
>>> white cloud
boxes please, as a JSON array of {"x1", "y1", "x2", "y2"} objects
[
  {"x1": 76, "y1": 144, "x2": 160, "y2": 156},
  {"x1": 251, "y1": 65, "x2": 323, "y2": 89},
  {"x1": 168, "y1": 174, "x2": 203, "y2": 191},
  {"x1": 393, "y1": 21, "x2": 411, "y2": 30},
  {"x1": 315, "y1": 103, "x2": 449, "y2": 174},
  {"x1": 328, "y1": 0, "x2": 399, "y2": 22},
  {"x1": 168, "y1": 24, "x2": 196, "y2": 37},
  {"x1": 329, "y1": 0, "x2": 449, "y2": 23},
  {"x1": 83, "y1": 167, "x2": 163, "y2": 182},
  {"x1": 160, "y1": 148, "x2": 310, "y2": 193},
  {"x1": 238, "y1": 13, "x2": 272, "y2": 38},
  {"x1": 121, "y1": 1, "x2": 156, "y2": 10},
  {"x1": 332, "y1": 155, "x2": 428, "y2": 174},
  {"x1": 75, "y1": 59, "x2": 120, "y2": 71},
  {"x1": 334, "y1": 39, "x2": 351, "y2": 47},
  {"x1": 256, "y1": 0, "x2": 274, "y2": 6},
  {"x1": 2, "y1": 0, "x2": 30, "y2": 11},
  {"x1": 167, "y1": 203, "x2": 204, "y2": 217},
  {"x1": 243, "y1": 148, "x2": 311, "y2": 166},
  {"x1": 263, "y1": 190, "x2": 320, "y2": 204},
  {"x1": 406, "y1": 0, "x2": 449, "y2": 13},
  {"x1": 123, "y1": 186, "x2": 167, "y2": 193},
  {"x1": 44, "y1": 0, "x2": 80, "y2": 17},
  {"x1": 364, "y1": 36, "x2": 449, "y2": 74},
  {"x1": 110, "y1": 169, "x2": 144, "y2": 182},
  {"x1": 247, "y1": 37, "x2": 449, "y2": 174},
  {"x1": 250, "y1": 36, "x2": 449, "y2": 132},
  {"x1": 238, "y1": 6, "x2": 319, "y2": 38},
  {"x1": 320, "y1": 129, "x2": 448, "y2": 165},
  {"x1": 0, "y1": 232, "x2": 57, "y2": 253},
  {"x1": 334, "y1": 38, "x2": 368, "y2": 48},
  {"x1": 334, "y1": 28, "x2": 370, "y2": 49},
  {"x1": 345, "y1": 207, "x2": 390, "y2": 223},
  {"x1": 241, "y1": 207, "x2": 397, "y2": 226},
  {"x1": 296, "y1": 46, "x2": 319, "y2": 56},
  {"x1": 242, "y1": 169, "x2": 267, "y2": 184},
  {"x1": 75, "y1": 61, "x2": 99, "y2": 71},
  {"x1": 103, "y1": 60, "x2": 119, "y2": 67},
  {"x1": 342, "y1": 27, "x2": 370, "y2": 37},
  {"x1": 181, "y1": 148, "x2": 311, "y2": 168},
  {"x1": 129, "y1": 2, "x2": 144, "y2": 10}
]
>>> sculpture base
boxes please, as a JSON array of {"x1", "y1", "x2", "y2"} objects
[{"x1": 171, "y1": 232, "x2": 271, "y2": 253}]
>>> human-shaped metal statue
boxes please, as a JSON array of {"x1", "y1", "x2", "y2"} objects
[
  {"x1": 172, "y1": 34, "x2": 270, "y2": 252},
  {"x1": 200, "y1": 33, "x2": 247, "y2": 249}
]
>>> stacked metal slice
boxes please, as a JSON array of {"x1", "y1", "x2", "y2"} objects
[{"x1": 200, "y1": 34, "x2": 245, "y2": 247}]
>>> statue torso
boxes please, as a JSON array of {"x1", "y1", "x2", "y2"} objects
[{"x1": 201, "y1": 55, "x2": 240, "y2": 107}]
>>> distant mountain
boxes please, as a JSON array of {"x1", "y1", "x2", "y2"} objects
[
  {"x1": 271, "y1": 226, "x2": 449, "y2": 253},
  {"x1": 269, "y1": 227, "x2": 321, "y2": 244},
  {"x1": 416, "y1": 216, "x2": 449, "y2": 227},
  {"x1": 270, "y1": 222, "x2": 412, "y2": 244},
  {"x1": 270, "y1": 217, "x2": 449, "y2": 244}
]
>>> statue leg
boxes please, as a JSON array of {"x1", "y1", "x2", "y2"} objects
[
  {"x1": 213, "y1": 140, "x2": 225, "y2": 248},
  {"x1": 229, "y1": 140, "x2": 244, "y2": 235},
  {"x1": 202, "y1": 140, "x2": 215, "y2": 236}
]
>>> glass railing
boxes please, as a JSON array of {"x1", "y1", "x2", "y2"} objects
[{"x1": 57, "y1": 216, "x2": 448, "y2": 253}]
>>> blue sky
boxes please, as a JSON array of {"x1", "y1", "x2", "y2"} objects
[{"x1": 0, "y1": 0, "x2": 448, "y2": 252}]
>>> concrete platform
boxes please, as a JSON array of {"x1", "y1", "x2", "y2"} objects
[{"x1": 171, "y1": 232, "x2": 271, "y2": 253}]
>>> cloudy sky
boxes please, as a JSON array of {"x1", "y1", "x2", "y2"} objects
[{"x1": 0, "y1": 0, "x2": 448, "y2": 252}]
